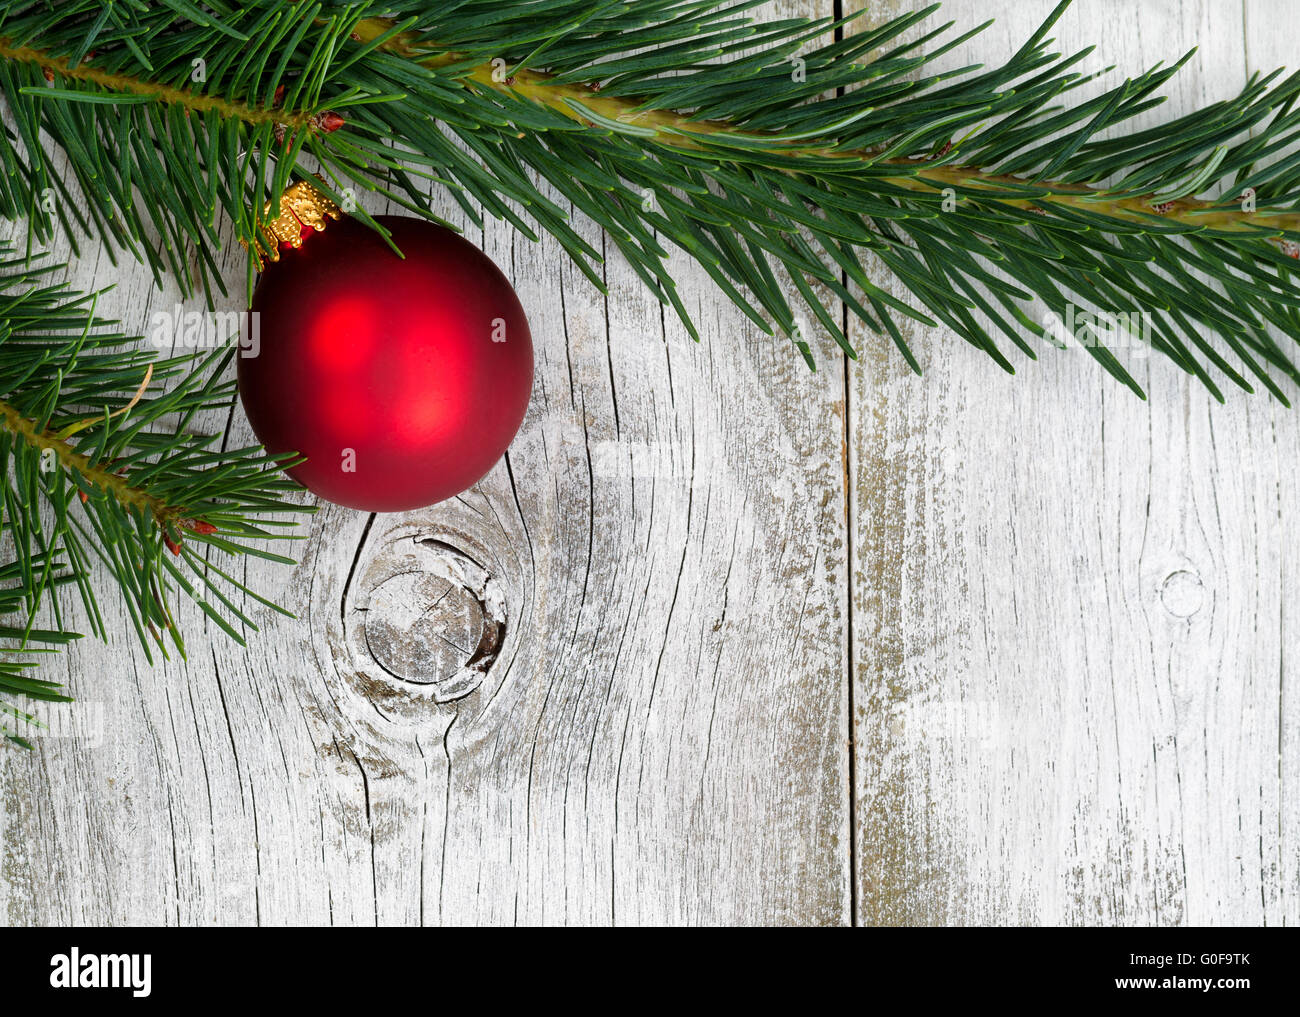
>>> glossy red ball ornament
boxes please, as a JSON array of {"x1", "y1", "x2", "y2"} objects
[{"x1": 239, "y1": 213, "x2": 533, "y2": 512}]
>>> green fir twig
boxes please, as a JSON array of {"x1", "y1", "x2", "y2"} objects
[{"x1": 0, "y1": 249, "x2": 310, "y2": 746}]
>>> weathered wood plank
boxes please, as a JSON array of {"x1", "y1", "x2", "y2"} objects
[
  {"x1": 1, "y1": 0, "x2": 851, "y2": 926},
  {"x1": 848, "y1": 0, "x2": 1300, "y2": 926}
]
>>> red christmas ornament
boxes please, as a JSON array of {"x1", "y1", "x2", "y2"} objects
[{"x1": 239, "y1": 187, "x2": 533, "y2": 512}]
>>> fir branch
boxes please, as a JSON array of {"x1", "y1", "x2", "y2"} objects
[
  {"x1": 0, "y1": 397, "x2": 173, "y2": 521},
  {"x1": 352, "y1": 14, "x2": 1300, "y2": 235},
  {"x1": 0, "y1": 247, "x2": 310, "y2": 745},
  {"x1": 0, "y1": 38, "x2": 315, "y2": 129},
  {"x1": 3, "y1": 1, "x2": 1300, "y2": 398}
]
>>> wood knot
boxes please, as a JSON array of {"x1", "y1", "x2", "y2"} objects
[
  {"x1": 346, "y1": 534, "x2": 505, "y2": 704},
  {"x1": 1159, "y1": 569, "x2": 1205, "y2": 618}
]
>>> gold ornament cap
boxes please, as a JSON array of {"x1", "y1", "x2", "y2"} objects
[{"x1": 247, "y1": 175, "x2": 342, "y2": 269}]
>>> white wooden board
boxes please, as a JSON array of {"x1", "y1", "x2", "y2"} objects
[{"x1": 848, "y1": 0, "x2": 1299, "y2": 926}]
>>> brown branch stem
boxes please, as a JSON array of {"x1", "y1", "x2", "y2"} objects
[
  {"x1": 0, "y1": 39, "x2": 311, "y2": 129},
  {"x1": 0, "y1": 398, "x2": 176, "y2": 524}
]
